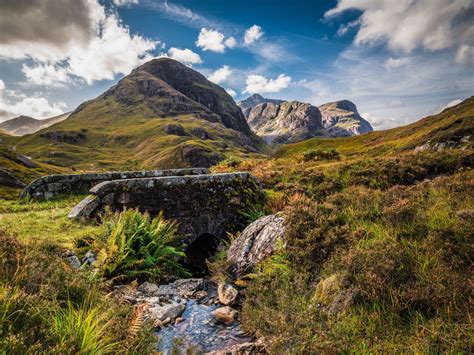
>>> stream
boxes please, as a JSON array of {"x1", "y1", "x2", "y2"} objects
[{"x1": 156, "y1": 299, "x2": 253, "y2": 353}]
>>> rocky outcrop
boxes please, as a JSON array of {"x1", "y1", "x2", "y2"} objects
[
  {"x1": 69, "y1": 172, "x2": 264, "y2": 244},
  {"x1": 238, "y1": 94, "x2": 284, "y2": 118},
  {"x1": 239, "y1": 95, "x2": 373, "y2": 141},
  {"x1": 318, "y1": 100, "x2": 373, "y2": 136},
  {"x1": 246, "y1": 101, "x2": 328, "y2": 144},
  {"x1": 21, "y1": 168, "x2": 209, "y2": 200},
  {"x1": 0, "y1": 168, "x2": 26, "y2": 188},
  {"x1": 414, "y1": 135, "x2": 472, "y2": 152},
  {"x1": 227, "y1": 214, "x2": 286, "y2": 277},
  {"x1": 39, "y1": 130, "x2": 87, "y2": 144}
]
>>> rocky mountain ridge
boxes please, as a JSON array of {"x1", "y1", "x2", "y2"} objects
[
  {"x1": 246, "y1": 100, "x2": 329, "y2": 144},
  {"x1": 239, "y1": 95, "x2": 373, "y2": 143},
  {"x1": 319, "y1": 100, "x2": 373, "y2": 136}
]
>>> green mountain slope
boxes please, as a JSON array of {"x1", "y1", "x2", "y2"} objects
[{"x1": 11, "y1": 58, "x2": 268, "y2": 170}]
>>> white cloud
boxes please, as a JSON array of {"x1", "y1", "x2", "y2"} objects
[
  {"x1": 244, "y1": 25, "x2": 264, "y2": 45},
  {"x1": 0, "y1": 91, "x2": 66, "y2": 121},
  {"x1": 208, "y1": 65, "x2": 232, "y2": 84},
  {"x1": 299, "y1": 46, "x2": 473, "y2": 130},
  {"x1": 21, "y1": 63, "x2": 71, "y2": 87},
  {"x1": 196, "y1": 28, "x2": 238, "y2": 53},
  {"x1": 155, "y1": 0, "x2": 217, "y2": 29},
  {"x1": 0, "y1": 80, "x2": 4, "y2": 91},
  {"x1": 336, "y1": 20, "x2": 360, "y2": 37},
  {"x1": 388, "y1": 99, "x2": 403, "y2": 108},
  {"x1": 455, "y1": 45, "x2": 474, "y2": 66},
  {"x1": 384, "y1": 57, "x2": 412, "y2": 70},
  {"x1": 196, "y1": 28, "x2": 226, "y2": 52},
  {"x1": 167, "y1": 47, "x2": 202, "y2": 64},
  {"x1": 225, "y1": 88, "x2": 237, "y2": 97},
  {"x1": 0, "y1": 0, "x2": 159, "y2": 85},
  {"x1": 243, "y1": 74, "x2": 291, "y2": 94},
  {"x1": 224, "y1": 37, "x2": 237, "y2": 48},
  {"x1": 441, "y1": 98, "x2": 463, "y2": 111},
  {"x1": 112, "y1": 0, "x2": 138, "y2": 6},
  {"x1": 325, "y1": 0, "x2": 474, "y2": 63}
]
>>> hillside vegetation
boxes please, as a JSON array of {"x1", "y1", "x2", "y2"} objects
[{"x1": 211, "y1": 98, "x2": 474, "y2": 353}]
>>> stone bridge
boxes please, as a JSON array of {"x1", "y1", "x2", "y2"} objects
[
  {"x1": 69, "y1": 172, "x2": 264, "y2": 250},
  {"x1": 20, "y1": 168, "x2": 209, "y2": 200}
]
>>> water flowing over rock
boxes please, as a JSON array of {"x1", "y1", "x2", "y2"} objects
[{"x1": 228, "y1": 214, "x2": 286, "y2": 277}]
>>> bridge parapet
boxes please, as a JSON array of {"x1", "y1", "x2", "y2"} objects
[{"x1": 69, "y1": 172, "x2": 264, "y2": 243}]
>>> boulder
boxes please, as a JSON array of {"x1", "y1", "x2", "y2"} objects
[
  {"x1": 227, "y1": 214, "x2": 285, "y2": 277},
  {"x1": 137, "y1": 281, "x2": 159, "y2": 296},
  {"x1": 217, "y1": 283, "x2": 238, "y2": 306},
  {"x1": 313, "y1": 273, "x2": 356, "y2": 314},
  {"x1": 212, "y1": 306, "x2": 238, "y2": 325},
  {"x1": 210, "y1": 341, "x2": 266, "y2": 354},
  {"x1": 156, "y1": 278, "x2": 208, "y2": 298},
  {"x1": 64, "y1": 250, "x2": 81, "y2": 269},
  {"x1": 148, "y1": 300, "x2": 186, "y2": 323}
]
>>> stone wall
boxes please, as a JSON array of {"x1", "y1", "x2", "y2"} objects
[
  {"x1": 20, "y1": 168, "x2": 210, "y2": 200},
  {"x1": 69, "y1": 172, "x2": 264, "y2": 243}
]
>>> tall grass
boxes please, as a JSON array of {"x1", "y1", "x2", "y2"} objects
[{"x1": 0, "y1": 235, "x2": 155, "y2": 353}]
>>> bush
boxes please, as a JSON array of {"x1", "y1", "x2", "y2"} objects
[
  {"x1": 95, "y1": 209, "x2": 191, "y2": 283},
  {"x1": 302, "y1": 148, "x2": 340, "y2": 161}
]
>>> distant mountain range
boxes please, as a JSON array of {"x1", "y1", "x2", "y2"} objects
[
  {"x1": 0, "y1": 113, "x2": 70, "y2": 136},
  {"x1": 238, "y1": 94, "x2": 373, "y2": 144}
]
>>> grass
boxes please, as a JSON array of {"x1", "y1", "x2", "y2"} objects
[
  {"x1": 0, "y1": 196, "x2": 100, "y2": 248},
  {"x1": 240, "y1": 170, "x2": 473, "y2": 353},
  {"x1": 0, "y1": 235, "x2": 156, "y2": 353}
]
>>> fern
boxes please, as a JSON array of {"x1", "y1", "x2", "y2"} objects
[{"x1": 94, "y1": 209, "x2": 191, "y2": 282}]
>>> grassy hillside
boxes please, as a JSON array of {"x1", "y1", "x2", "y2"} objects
[
  {"x1": 0, "y1": 133, "x2": 63, "y2": 199},
  {"x1": 210, "y1": 98, "x2": 474, "y2": 353}
]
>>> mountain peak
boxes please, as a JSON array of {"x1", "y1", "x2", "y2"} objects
[{"x1": 320, "y1": 99, "x2": 358, "y2": 114}]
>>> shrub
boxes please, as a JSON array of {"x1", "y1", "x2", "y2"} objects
[
  {"x1": 240, "y1": 203, "x2": 267, "y2": 224},
  {"x1": 95, "y1": 209, "x2": 191, "y2": 282},
  {"x1": 302, "y1": 148, "x2": 340, "y2": 161}
]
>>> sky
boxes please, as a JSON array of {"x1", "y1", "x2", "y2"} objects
[{"x1": 0, "y1": 0, "x2": 473, "y2": 129}]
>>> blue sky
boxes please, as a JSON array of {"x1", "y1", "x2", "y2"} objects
[{"x1": 0, "y1": 0, "x2": 472, "y2": 129}]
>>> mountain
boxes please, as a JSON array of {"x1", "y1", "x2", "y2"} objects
[
  {"x1": 276, "y1": 96, "x2": 474, "y2": 158},
  {"x1": 319, "y1": 100, "x2": 373, "y2": 136},
  {"x1": 239, "y1": 95, "x2": 373, "y2": 142},
  {"x1": 238, "y1": 94, "x2": 284, "y2": 118},
  {"x1": 246, "y1": 101, "x2": 328, "y2": 144},
  {"x1": 0, "y1": 113, "x2": 69, "y2": 136},
  {"x1": 12, "y1": 58, "x2": 267, "y2": 170}
]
